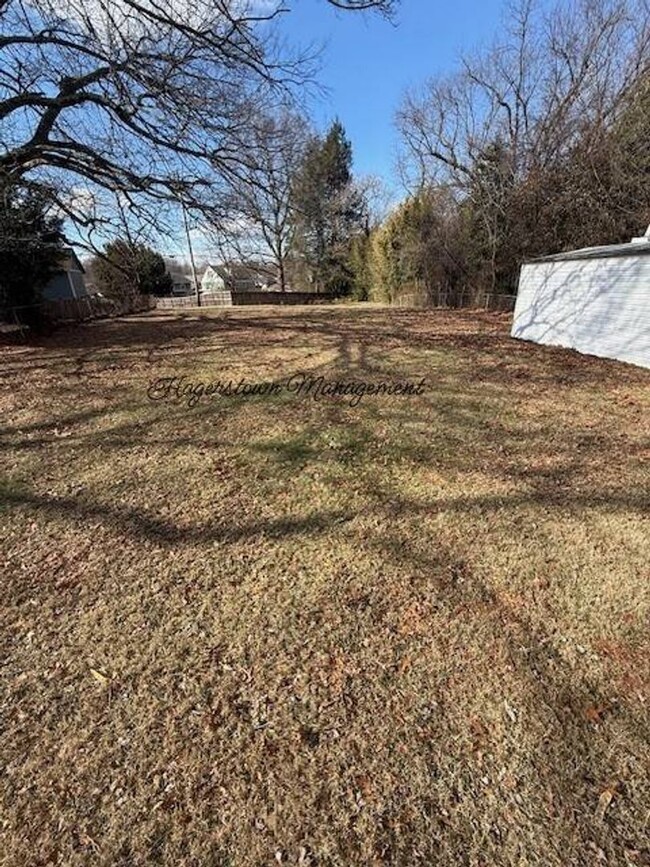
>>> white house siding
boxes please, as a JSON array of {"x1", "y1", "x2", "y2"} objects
[
  {"x1": 512, "y1": 255, "x2": 650, "y2": 369},
  {"x1": 201, "y1": 267, "x2": 226, "y2": 294}
]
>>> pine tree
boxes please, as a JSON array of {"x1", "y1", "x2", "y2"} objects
[
  {"x1": 292, "y1": 121, "x2": 365, "y2": 295},
  {"x1": 0, "y1": 177, "x2": 65, "y2": 310},
  {"x1": 92, "y1": 240, "x2": 173, "y2": 301}
]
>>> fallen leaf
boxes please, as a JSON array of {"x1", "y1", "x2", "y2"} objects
[
  {"x1": 595, "y1": 785, "x2": 617, "y2": 821},
  {"x1": 583, "y1": 704, "x2": 608, "y2": 724},
  {"x1": 90, "y1": 668, "x2": 109, "y2": 686},
  {"x1": 504, "y1": 699, "x2": 518, "y2": 723}
]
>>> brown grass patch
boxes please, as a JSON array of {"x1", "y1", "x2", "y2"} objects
[{"x1": 1, "y1": 305, "x2": 649, "y2": 866}]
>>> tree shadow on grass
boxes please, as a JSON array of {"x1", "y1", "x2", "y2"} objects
[
  {"x1": 1, "y1": 486, "x2": 353, "y2": 547},
  {"x1": 3, "y1": 308, "x2": 647, "y2": 401},
  {"x1": 1, "y1": 310, "x2": 648, "y2": 864},
  {"x1": 351, "y1": 503, "x2": 649, "y2": 864}
]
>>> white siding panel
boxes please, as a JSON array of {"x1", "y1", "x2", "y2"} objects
[{"x1": 512, "y1": 255, "x2": 650, "y2": 368}]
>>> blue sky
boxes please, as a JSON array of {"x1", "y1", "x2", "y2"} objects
[
  {"x1": 278, "y1": 0, "x2": 507, "y2": 190},
  {"x1": 75, "y1": 0, "x2": 513, "y2": 256}
]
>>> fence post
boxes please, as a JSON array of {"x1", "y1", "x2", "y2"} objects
[{"x1": 12, "y1": 306, "x2": 28, "y2": 342}]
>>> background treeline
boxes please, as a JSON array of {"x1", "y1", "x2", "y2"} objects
[
  {"x1": 222, "y1": 0, "x2": 650, "y2": 306},
  {"x1": 363, "y1": 0, "x2": 650, "y2": 305},
  {"x1": 85, "y1": 119, "x2": 373, "y2": 300},
  {"x1": 3, "y1": 0, "x2": 649, "y2": 311}
]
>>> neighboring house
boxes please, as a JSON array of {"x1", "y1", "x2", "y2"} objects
[
  {"x1": 171, "y1": 275, "x2": 195, "y2": 296},
  {"x1": 201, "y1": 262, "x2": 275, "y2": 294},
  {"x1": 41, "y1": 248, "x2": 88, "y2": 301},
  {"x1": 228, "y1": 263, "x2": 274, "y2": 291},
  {"x1": 201, "y1": 265, "x2": 227, "y2": 295},
  {"x1": 512, "y1": 228, "x2": 650, "y2": 369}
]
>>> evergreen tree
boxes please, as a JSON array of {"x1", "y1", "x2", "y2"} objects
[
  {"x1": 92, "y1": 240, "x2": 173, "y2": 301},
  {"x1": 292, "y1": 121, "x2": 365, "y2": 295},
  {"x1": 369, "y1": 188, "x2": 466, "y2": 305},
  {"x1": 0, "y1": 177, "x2": 65, "y2": 310}
]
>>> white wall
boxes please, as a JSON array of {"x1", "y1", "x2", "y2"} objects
[
  {"x1": 201, "y1": 267, "x2": 225, "y2": 292},
  {"x1": 511, "y1": 255, "x2": 650, "y2": 369}
]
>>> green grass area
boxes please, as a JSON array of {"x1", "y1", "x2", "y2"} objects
[{"x1": 1, "y1": 305, "x2": 648, "y2": 866}]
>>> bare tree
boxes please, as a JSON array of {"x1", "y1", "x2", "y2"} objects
[
  {"x1": 213, "y1": 109, "x2": 311, "y2": 291},
  {"x1": 398, "y1": 0, "x2": 649, "y2": 187},
  {"x1": 396, "y1": 0, "x2": 650, "y2": 294},
  {"x1": 0, "y1": 0, "x2": 397, "y2": 239}
]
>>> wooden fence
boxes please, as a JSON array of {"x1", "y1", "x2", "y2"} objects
[
  {"x1": 2, "y1": 293, "x2": 157, "y2": 336},
  {"x1": 42, "y1": 293, "x2": 157, "y2": 322},
  {"x1": 157, "y1": 291, "x2": 231, "y2": 308},
  {"x1": 157, "y1": 290, "x2": 334, "y2": 309},
  {"x1": 231, "y1": 290, "x2": 334, "y2": 306}
]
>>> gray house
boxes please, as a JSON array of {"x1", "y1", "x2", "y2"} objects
[
  {"x1": 171, "y1": 275, "x2": 195, "y2": 296},
  {"x1": 42, "y1": 249, "x2": 88, "y2": 301}
]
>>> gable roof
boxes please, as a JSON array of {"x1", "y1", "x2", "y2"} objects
[{"x1": 204, "y1": 263, "x2": 228, "y2": 279}]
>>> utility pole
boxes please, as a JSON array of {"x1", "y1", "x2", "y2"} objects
[{"x1": 180, "y1": 196, "x2": 201, "y2": 307}]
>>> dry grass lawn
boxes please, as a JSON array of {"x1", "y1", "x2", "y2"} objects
[{"x1": 1, "y1": 305, "x2": 649, "y2": 867}]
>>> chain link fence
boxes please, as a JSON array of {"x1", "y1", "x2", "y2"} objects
[{"x1": 391, "y1": 284, "x2": 517, "y2": 312}]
